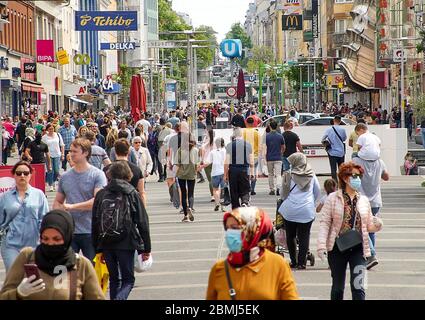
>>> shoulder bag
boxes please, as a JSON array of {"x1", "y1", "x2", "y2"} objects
[
  {"x1": 335, "y1": 204, "x2": 363, "y2": 253},
  {"x1": 332, "y1": 126, "x2": 346, "y2": 153},
  {"x1": 224, "y1": 260, "x2": 236, "y2": 300}
]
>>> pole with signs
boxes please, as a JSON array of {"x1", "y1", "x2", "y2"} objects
[
  {"x1": 313, "y1": 59, "x2": 317, "y2": 112},
  {"x1": 259, "y1": 64, "x2": 263, "y2": 113},
  {"x1": 401, "y1": 43, "x2": 405, "y2": 129}
]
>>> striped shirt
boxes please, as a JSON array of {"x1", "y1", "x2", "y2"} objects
[{"x1": 59, "y1": 125, "x2": 77, "y2": 150}]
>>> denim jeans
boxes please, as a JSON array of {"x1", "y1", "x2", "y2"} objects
[
  {"x1": 368, "y1": 207, "x2": 380, "y2": 257},
  {"x1": 103, "y1": 249, "x2": 135, "y2": 300},
  {"x1": 71, "y1": 234, "x2": 95, "y2": 263},
  {"x1": 328, "y1": 244, "x2": 366, "y2": 300},
  {"x1": 328, "y1": 155, "x2": 345, "y2": 182},
  {"x1": 1, "y1": 241, "x2": 21, "y2": 272},
  {"x1": 46, "y1": 157, "x2": 61, "y2": 186},
  {"x1": 282, "y1": 157, "x2": 290, "y2": 172},
  {"x1": 250, "y1": 160, "x2": 259, "y2": 192}
]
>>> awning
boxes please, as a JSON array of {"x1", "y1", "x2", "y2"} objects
[
  {"x1": 69, "y1": 96, "x2": 93, "y2": 105},
  {"x1": 22, "y1": 81, "x2": 44, "y2": 93}
]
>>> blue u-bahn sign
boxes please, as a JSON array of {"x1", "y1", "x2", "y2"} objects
[
  {"x1": 220, "y1": 39, "x2": 243, "y2": 58},
  {"x1": 75, "y1": 11, "x2": 138, "y2": 31}
]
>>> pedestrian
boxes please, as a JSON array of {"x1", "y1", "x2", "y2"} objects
[
  {"x1": 201, "y1": 137, "x2": 226, "y2": 212},
  {"x1": 176, "y1": 137, "x2": 199, "y2": 222},
  {"x1": 405, "y1": 104, "x2": 414, "y2": 140},
  {"x1": 135, "y1": 113, "x2": 152, "y2": 136},
  {"x1": 316, "y1": 179, "x2": 337, "y2": 213},
  {"x1": 59, "y1": 117, "x2": 77, "y2": 171},
  {"x1": 87, "y1": 122, "x2": 106, "y2": 150},
  {"x1": 157, "y1": 119, "x2": 172, "y2": 182},
  {"x1": 278, "y1": 153, "x2": 320, "y2": 269},
  {"x1": 354, "y1": 123, "x2": 381, "y2": 161},
  {"x1": 206, "y1": 207, "x2": 299, "y2": 300},
  {"x1": 322, "y1": 115, "x2": 347, "y2": 182},
  {"x1": 92, "y1": 161, "x2": 151, "y2": 300},
  {"x1": 53, "y1": 138, "x2": 107, "y2": 262},
  {"x1": 24, "y1": 131, "x2": 51, "y2": 173},
  {"x1": 199, "y1": 129, "x2": 214, "y2": 199},
  {"x1": 132, "y1": 136, "x2": 153, "y2": 179},
  {"x1": 317, "y1": 162, "x2": 383, "y2": 300},
  {"x1": 0, "y1": 161, "x2": 49, "y2": 272},
  {"x1": 282, "y1": 120, "x2": 303, "y2": 171},
  {"x1": 2, "y1": 124, "x2": 11, "y2": 165},
  {"x1": 14, "y1": 116, "x2": 29, "y2": 155},
  {"x1": 109, "y1": 131, "x2": 138, "y2": 165},
  {"x1": 42, "y1": 123, "x2": 65, "y2": 192},
  {"x1": 224, "y1": 127, "x2": 254, "y2": 209},
  {"x1": 243, "y1": 117, "x2": 260, "y2": 195},
  {"x1": 404, "y1": 152, "x2": 418, "y2": 175},
  {"x1": 0, "y1": 209, "x2": 105, "y2": 300},
  {"x1": 348, "y1": 119, "x2": 366, "y2": 159},
  {"x1": 105, "y1": 127, "x2": 118, "y2": 157},
  {"x1": 230, "y1": 108, "x2": 246, "y2": 128},
  {"x1": 83, "y1": 131, "x2": 111, "y2": 170},
  {"x1": 264, "y1": 120, "x2": 285, "y2": 196},
  {"x1": 147, "y1": 126, "x2": 160, "y2": 177}
]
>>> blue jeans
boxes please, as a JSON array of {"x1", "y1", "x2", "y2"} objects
[
  {"x1": 0, "y1": 241, "x2": 21, "y2": 272},
  {"x1": 368, "y1": 207, "x2": 380, "y2": 257},
  {"x1": 282, "y1": 156, "x2": 290, "y2": 172},
  {"x1": 103, "y1": 249, "x2": 135, "y2": 300},
  {"x1": 250, "y1": 160, "x2": 259, "y2": 192},
  {"x1": 421, "y1": 129, "x2": 425, "y2": 149},
  {"x1": 46, "y1": 157, "x2": 61, "y2": 186},
  {"x1": 71, "y1": 234, "x2": 95, "y2": 263}
]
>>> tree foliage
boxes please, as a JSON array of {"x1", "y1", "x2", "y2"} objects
[
  {"x1": 225, "y1": 22, "x2": 252, "y2": 50},
  {"x1": 413, "y1": 94, "x2": 425, "y2": 121},
  {"x1": 112, "y1": 64, "x2": 138, "y2": 96},
  {"x1": 246, "y1": 46, "x2": 275, "y2": 74}
]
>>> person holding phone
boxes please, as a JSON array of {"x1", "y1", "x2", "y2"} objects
[
  {"x1": 0, "y1": 161, "x2": 49, "y2": 272},
  {"x1": 0, "y1": 210, "x2": 105, "y2": 300}
]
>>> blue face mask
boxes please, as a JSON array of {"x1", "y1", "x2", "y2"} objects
[
  {"x1": 349, "y1": 177, "x2": 362, "y2": 191},
  {"x1": 225, "y1": 229, "x2": 243, "y2": 253}
]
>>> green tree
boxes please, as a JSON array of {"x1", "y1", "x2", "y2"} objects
[
  {"x1": 246, "y1": 46, "x2": 275, "y2": 75},
  {"x1": 225, "y1": 22, "x2": 252, "y2": 51},
  {"x1": 194, "y1": 25, "x2": 217, "y2": 69},
  {"x1": 112, "y1": 64, "x2": 138, "y2": 96}
]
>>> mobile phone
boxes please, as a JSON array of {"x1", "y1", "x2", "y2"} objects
[{"x1": 24, "y1": 264, "x2": 41, "y2": 281}]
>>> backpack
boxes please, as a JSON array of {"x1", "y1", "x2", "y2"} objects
[{"x1": 98, "y1": 190, "x2": 133, "y2": 244}]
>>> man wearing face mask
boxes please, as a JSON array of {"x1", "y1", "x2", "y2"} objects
[
  {"x1": 206, "y1": 207, "x2": 299, "y2": 300},
  {"x1": 0, "y1": 210, "x2": 105, "y2": 300}
]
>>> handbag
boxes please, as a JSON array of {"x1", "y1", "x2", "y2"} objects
[
  {"x1": 221, "y1": 183, "x2": 231, "y2": 206},
  {"x1": 335, "y1": 208, "x2": 362, "y2": 253}
]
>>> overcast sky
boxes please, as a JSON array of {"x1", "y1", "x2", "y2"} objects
[{"x1": 171, "y1": 0, "x2": 253, "y2": 42}]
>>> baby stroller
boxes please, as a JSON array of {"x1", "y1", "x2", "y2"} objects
[{"x1": 274, "y1": 199, "x2": 315, "y2": 267}]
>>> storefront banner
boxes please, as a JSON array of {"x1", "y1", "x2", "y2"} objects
[
  {"x1": 75, "y1": 11, "x2": 138, "y2": 31},
  {"x1": 36, "y1": 40, "x2": 55, "y2": 63},
  {"x1": 0, "y1": 164, "x2": 46, "y2": 194}
]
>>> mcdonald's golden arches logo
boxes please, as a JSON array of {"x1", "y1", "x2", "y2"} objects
[{"x1": 282, "y1": 14, "x2": 303, "y2": 31}]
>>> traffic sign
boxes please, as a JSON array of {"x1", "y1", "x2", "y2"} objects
[
  {"x1": 393, "y1": 48, "x2": 407, "y2": 63},
  {"x1": 302, "y1": 82, "x2": 313, "y2": 88},
  {"x1": 226, "y1": 87, "x2": 237, "y2": 98}
]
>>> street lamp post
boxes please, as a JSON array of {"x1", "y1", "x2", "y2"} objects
[
  {"x1": 400, "y1": 43, "x2": 405, "y2": 129},
  {"x1": 299, "y1": 64, "x2": 303, "y2": 110}
]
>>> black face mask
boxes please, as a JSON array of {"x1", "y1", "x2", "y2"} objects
[{"x1": 40, "y1": 243, "x2": 68, "y2": 259}]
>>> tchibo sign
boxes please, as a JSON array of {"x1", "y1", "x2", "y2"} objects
[{"x1": 100, "y1": 42, "x2": 136, "y2": 50}]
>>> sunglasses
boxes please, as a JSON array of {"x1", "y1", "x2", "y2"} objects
[
  {"x1": 15, "y1": 171, "x2": 31, "y2": 176},
  {"x1": 134, "y1": 141, "x2": 142, "y2": 144},
  {"x1": 351, "y1": 173, "x2": 362, "y2": 179}
]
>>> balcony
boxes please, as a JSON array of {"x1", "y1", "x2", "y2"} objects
[{"x1": 332, "y1": 33, "x2": 349, "y2": 48}]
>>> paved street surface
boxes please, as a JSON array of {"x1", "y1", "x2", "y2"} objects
[{"x1": 1, "y1": 156, "x2": 424, "y2": 300}]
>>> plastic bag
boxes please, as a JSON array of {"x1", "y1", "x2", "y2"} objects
[
  {"x1": 93, "y1": 253, "x2": 109, "y2": 294},
  {"x1": 134, "y1": 252, "x2": 153, "y2": 273},
  {"x1": 274, "y1": 228, "x2": 287, "y2": 248}
]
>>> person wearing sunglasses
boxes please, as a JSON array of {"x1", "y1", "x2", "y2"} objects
[
  {"x1": 317, "y1": 162, "x2": 383, "y2": 300},
  {"x1": 0, "y1": 161, "x2": 49, "y2": 272}
]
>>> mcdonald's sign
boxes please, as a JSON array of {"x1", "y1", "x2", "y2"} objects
[{"x1": 282, "y1": 14, "x2": 303, "y2": 31}]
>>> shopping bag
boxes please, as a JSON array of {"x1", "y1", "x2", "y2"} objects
[
  {"x1": 93, "y1": 253, "x2": 109, "y2": 295},
  {"x1": 134, "y1": 251, "x2": 153, "y2": 273},
  {"x1": 274, "y1": 228, "x2": 287, "y2": 248},
  {"x1": 221, "y1": 184, "x2": 231, "y2": 206}
]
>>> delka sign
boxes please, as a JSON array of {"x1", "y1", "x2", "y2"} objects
[{"x1": 36, "y1": 40, "x2": 55, "y2": 63}]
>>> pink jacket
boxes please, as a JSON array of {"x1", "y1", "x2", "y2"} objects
[{"x1": 317, "y1": 190, "x2": 383, "y2": 258}]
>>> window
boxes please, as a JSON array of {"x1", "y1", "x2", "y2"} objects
[{"x1": 335, "y1": 20, "x2": 347, "y2": 33}]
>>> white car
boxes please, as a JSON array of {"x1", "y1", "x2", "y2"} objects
[{"x1": 259, "y1": 113, "x2": 320, "y2": 127}]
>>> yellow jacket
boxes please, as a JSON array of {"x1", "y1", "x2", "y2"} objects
[{"x1": 206, "y1": 250, "x2": 299, "y2": 300}]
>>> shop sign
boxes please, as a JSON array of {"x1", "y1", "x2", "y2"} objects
[
  {"x1": 36, "y1": 40, "x2": 55, "y2": 63},
  {"x1": 23, "y1": 63, "x2": 36, "y2": 74},
  {"x1": 75, "y1": 11, "x2": 138, "y2": 31}
]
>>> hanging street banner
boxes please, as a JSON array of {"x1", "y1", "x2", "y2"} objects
[
  {"x1": 75, "y1": 11, "x2": 138, "y2": 31},
  {"x1": 312, "y1": 0, "x2": 319, "y2": 38},
  {"x1": 36, "y1": 40, "x2": 54, "y2": 62},
  {"x1": 56, "y1": 48, "x2": 70, "y2": 65},
  {"x1": 277, "y1": 0, "x2": 302, "y2": 15},
  {"x1": 282, "y1": 15, "x2": 303, "y2": 31},
  {"x1": 100, "y1": 42, "x2": 136, "y2": 50}
]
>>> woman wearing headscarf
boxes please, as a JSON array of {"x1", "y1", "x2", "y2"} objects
[
  {"x1": 20, "y1": 127, "x2": 35, "y2": 162},
  {"x1": 278, "y1": 152, "x2": 321, "y2": 270},
  {"x1": 0, "y1": 161, "x2": 49, "y2": 272},
  {"x1": 0, "y1": 210, "x2": 105, "y2": 300},
  {"x1": 206, "y1": 207, "x2": 298, "y2": 300}
]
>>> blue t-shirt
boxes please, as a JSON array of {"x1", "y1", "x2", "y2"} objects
[
  {"x1": 266, "y1": 131, "x2": 285, "y2": 161},
  {"x1": 58, "y1": 165, "x2": 107, "y2": 234}
]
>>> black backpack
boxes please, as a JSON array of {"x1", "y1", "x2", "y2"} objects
[{"x1": 98, "y1": 190, "x2": 133, "y2": 244}]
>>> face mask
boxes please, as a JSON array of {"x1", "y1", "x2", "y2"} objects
[
  {"x1": 225, "y1": 229, "x2": 243, "y2": 253},
  {"x1": 349, "y1": 177, "x2": 362, "y2": 191},
  {"x1": 40, "y1": 243, "x2": 68, "y2": 259}
]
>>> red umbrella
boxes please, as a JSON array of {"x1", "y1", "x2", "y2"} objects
[
  {"x1": 236, "y1": 69, "x2": 246, "y2": 101},
  {"x1": 139, "y1": 75, "x2": 147, "y2": 114},
  {"x1": 130, "y1": 75, "x2": 141, "y2": 123}
]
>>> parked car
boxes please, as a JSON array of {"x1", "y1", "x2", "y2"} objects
[
  {"x1": 259, "y1": 113, "x2": 320, "y2": 127},
  {"x1": 301, "y1": 117, "x2": 357, "y2": 126}
]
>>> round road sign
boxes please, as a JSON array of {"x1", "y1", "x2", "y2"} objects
[{"x1": 226, "y1": 87, "x2": 237, "y2": 97}]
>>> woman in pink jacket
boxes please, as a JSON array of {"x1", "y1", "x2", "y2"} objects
[{"x1": 317, "y1": 162, "x2": 383, "y2": 300}]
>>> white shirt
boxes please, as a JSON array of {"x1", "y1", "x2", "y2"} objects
[
  {"x1": 42, "y1": 133, "x2": 64, "y2": 158},
  {"x1": 208, "y1": 148, "x2": 226, "y2": 177},
  {"x1": 136, "y1": 119, "x2": 151, "y2": 135},
  {"x1": 357, "y1": 132, "x2": 381, "y2": 161},
  {"x1": 289, "y1": 116, "x2": 299, "y2": 126}
]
